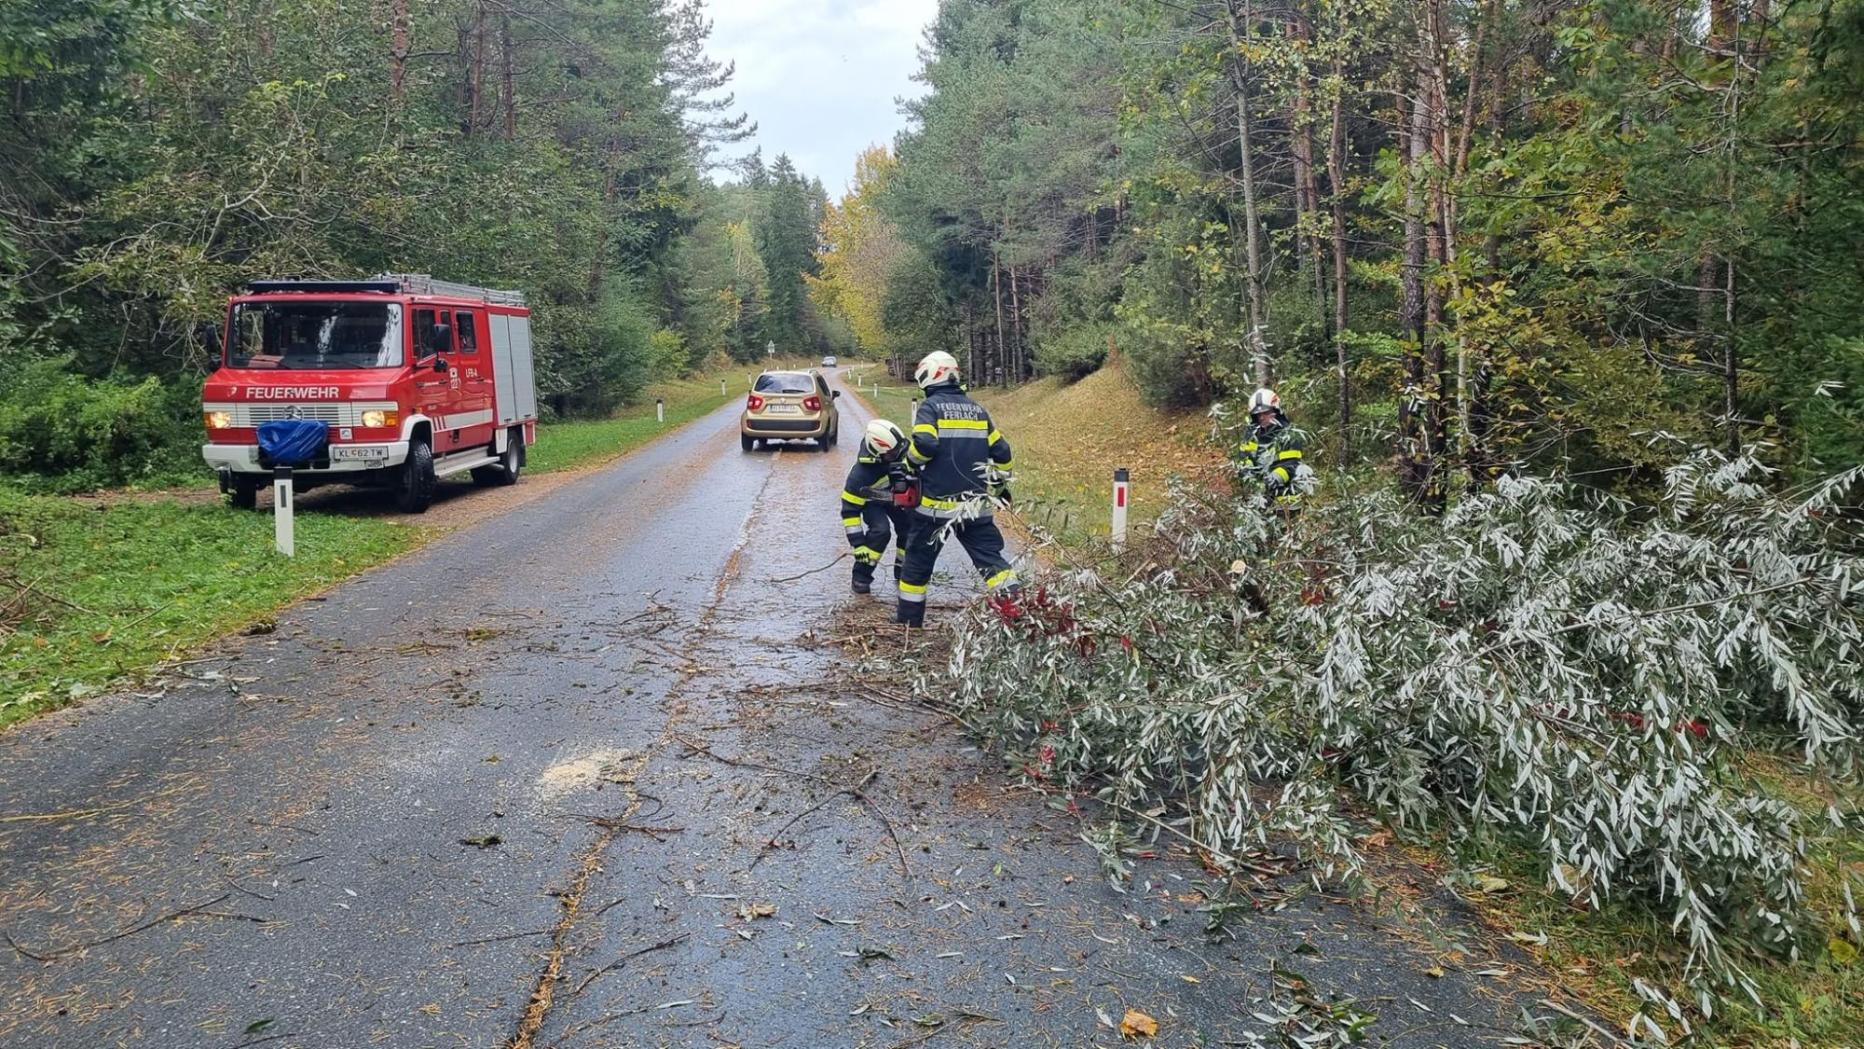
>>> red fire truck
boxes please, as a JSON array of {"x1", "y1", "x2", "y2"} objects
[{"x1": 201, "y1": 274, "x2": 538, "y2": 513}]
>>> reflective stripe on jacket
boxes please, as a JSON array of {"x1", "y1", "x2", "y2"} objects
[
  {"x1": 906, "y1": 383, "x2": 1012, "y2": 514},
  {"x1": 1234, "y1": 422, "x2": 1308, "y2": 501},
  {"x1": 840, "y1": 454, "x2": 911, "y2": 547}
]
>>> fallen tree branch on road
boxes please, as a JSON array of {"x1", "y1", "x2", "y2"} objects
[
  {"x1": 675, "y1": 735, "x2": 911, "y2": 879},
  {"x1": 7, "y1": 892, "x2": 256, "y2": 961},
  {"x1": 571, "y1": 933, "x2": 689, "y2": 998},
  {"x1": 769, "y1": 551, "x2": 849, "y2": 584}
]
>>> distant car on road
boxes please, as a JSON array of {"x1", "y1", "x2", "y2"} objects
[
  {"x1": 742, "y1": 369, "x2": 840, "y2": 452},
  {"x1": 821, "y1": 355, "x2": 838, "y2": 368}
]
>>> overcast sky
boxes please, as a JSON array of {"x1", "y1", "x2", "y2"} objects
[{"x1": 701, "y1": 0, "x2": 939, "y2": 194}]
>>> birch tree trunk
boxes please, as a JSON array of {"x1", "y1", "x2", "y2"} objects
[
  {"x1": 1326, "y1": 50, "x2": 1351, "y2": 456},
  {"x1": 500, "y1": 14, "x2": 517, "y2": 139},
  {"x1": 390, "y1": 0, "x2": 411, "y2": 106},
  {"x1": 1223, "y1": 0, "x2": 1271, "y2": 387}
]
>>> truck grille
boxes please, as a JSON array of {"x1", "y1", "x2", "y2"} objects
[{"x1": 205, "y1": 402, "x2": 397, "y2": 427}]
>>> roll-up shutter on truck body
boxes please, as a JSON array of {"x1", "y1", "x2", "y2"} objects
[
  {"x1": 510, "y1": 316, "x2": 537, "y2": 421},
  {"x1": 490, "y1": 312, "x2": 518, "y2": 426}
]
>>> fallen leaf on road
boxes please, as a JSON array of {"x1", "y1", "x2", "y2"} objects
[
  {"x1": 737, "y1": 901, "x2": 777, "y2": 920},
  {"x1": 459, "y1": 834, "x2": 502, "y2": 849},
  {"x1": 1425, "y1": 966, "x2": 1445, "y2": 978},
  {"x1": 1120, "y1": 1009, "x2": 1158, "y2": 1038},
  {"x1": 1473, "y1": 875, "x2": 1509, "y2": 893}
]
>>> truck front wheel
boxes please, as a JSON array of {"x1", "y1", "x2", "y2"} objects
[
  {"x1": 396, "y1": 439, "x2": 436, "y2": 513},
  {"x1": 227, "y1": 477, "x2": 260, "y2": 511}
]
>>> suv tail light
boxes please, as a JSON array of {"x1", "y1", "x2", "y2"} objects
[
  {"x1": 803, "y1": 395, "x2": 822, "y2": 412},
  {"x1": 747, "y1": 394, "x2": 765, "y2": 412}
]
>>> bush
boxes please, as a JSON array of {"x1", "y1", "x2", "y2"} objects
[
  {"x1": 1032, "y1": 320, "x2": 1112, "y2": 381},
  {"x1": 648, "y1": 327, "x2": 690, "y2": 380},
  {"x1": 0, "y1": 360, "x2": 202, "y2": 491},
  {"x1": 928, "y1": 452, "x2": 1863, "y2": 1024}
]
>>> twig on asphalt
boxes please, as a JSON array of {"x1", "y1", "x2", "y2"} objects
[
  {"x1": 596, "y1": 820, "x2": 684, "y2": 840},
  {"x1": 449, "y1": 926, "x2": 559, "y2": 948},
  {"x1": 680, "y1": 737, "x2": 911, "y2": 880},
  {"x1": 673, "y1": 734, "x2": 832, "y2": 786},
  {"x1": 4, "y1": 931, "x2": 52, "y2": 962},
  {"x1": 611, "y1": 602, "x2": 672, "y2": 629},
  {"x1": 889, "y1": 1022, "x2": 952, "y2": 1049},
  {"x1": 220, "y1": 875, "x2": 277, "y2": 902},
  {"x1": 248, "y1": 818, "x2": 320, "y2": 837},
  {"x1": 769, "y1": 551, "x2": 850, "y2": 584},
  {"x1": 1096, "y1": 796, "x2": 1285, "y2": 880},
  {"x1": 860, "y1": 792, "x2": 914, "y2": 880},
  {"x1": 572, "y1": 933, "x2": 690, "y2": 997},
  {"x1": 0, "y1": 807, "x2": 106, "y2": 824},
  {"x1": 749, "y1": 794, "x2": 844, "y2": 869},
  {"x1": 7, "y1": 892, "x2": 237, "y2": 961}
]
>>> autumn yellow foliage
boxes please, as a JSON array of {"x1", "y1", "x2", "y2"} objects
[{"x1": 808, "y1": 146, "x2": 908, "y2": 355}]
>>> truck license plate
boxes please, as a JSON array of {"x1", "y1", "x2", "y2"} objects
[{"x1": 331, "y1": 446, "x2": 386, "y2": 461}]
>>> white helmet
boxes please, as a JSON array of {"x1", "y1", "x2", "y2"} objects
[
  {"x1": 862, "y1": 419, "x2": 907, "y2": 458},
  {"x1": 914, "y1": 351, "x2": 960, "y2": 390},
  {"x1": 1247, "y1": 387, "x2": 1282, "y2": 418}
]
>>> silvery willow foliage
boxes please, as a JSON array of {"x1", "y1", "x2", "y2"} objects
[{"x1": 930, "y1": 452, "x2": 1862, "y2": 1010}]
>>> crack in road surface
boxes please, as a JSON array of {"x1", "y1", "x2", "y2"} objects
[
  {"x1": 0, "y1": 376, "x2": 1561, "y2": 1048},
  {"x1": 507, "y1": 450, "x2": 783, "y2": 1049}
]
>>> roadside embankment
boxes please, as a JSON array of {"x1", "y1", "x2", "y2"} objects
[{"x1": 845, "y1": 357, "x2": 1227, "y2": 541}]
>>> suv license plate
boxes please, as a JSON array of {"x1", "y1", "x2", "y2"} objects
[{"x1": 766, "y1": 404, "x2": 800, "y2": 414}]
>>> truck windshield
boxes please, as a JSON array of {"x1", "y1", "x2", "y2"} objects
[{"x1": 229, "y1": 302, "x2": 404, "y2": 369}]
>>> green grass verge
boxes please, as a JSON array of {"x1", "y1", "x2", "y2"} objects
[
  {"x1": 0, "y1": 489, "x2": 419, "y2": 728},
  {"x1": 842, "y1": 365, "x2": 923, "y2": 429},
  {"x1": 529, "y1": 371, "x2": 735, "y2": 474}
]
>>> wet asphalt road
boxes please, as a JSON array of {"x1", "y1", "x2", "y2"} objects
[{"x1": 1, "y1": 374, "x2": 1557, "y2": 1048}]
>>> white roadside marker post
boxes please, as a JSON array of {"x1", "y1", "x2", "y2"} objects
[
  {"x1": 656, "y1": 398, "x2": 665, "y2": 424},
  {"x1": 1111, "y1": 467, "x2": 1130, "y2": 550},
  {"x1": 720, "y1": 378, "x2": 726, "y2": 397},
  {"x1": 274, "y1": 467, "x2": 295, "y2": 557}
]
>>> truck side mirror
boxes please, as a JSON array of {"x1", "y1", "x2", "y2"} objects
[
  {"x1": 198, "y1": 322, "x2": 223, "y2": 357},
  {"x1": 427, "y1": 323, "x2": 452, "y2": 354}
]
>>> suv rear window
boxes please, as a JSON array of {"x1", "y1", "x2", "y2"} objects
[{"x1": 754, "y1": 372, "x2": 814, "y2": 394}]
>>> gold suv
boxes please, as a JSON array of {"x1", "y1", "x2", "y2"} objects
[{"x1": 741, "y1": 369, "x2": 840, "y2": 452}]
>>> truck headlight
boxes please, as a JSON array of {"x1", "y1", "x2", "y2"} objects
[
  {"x1": 204, "y1": 410, "x2": 233, "y2": 430},
  {"x1": 360, "y1": 410, "x2": 397, "y2": 428}
]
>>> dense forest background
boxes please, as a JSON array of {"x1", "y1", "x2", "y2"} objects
[
  {"x1": 0, "y1": 0, "x2": 846, "y2": 490},
  {"x1": 807, "y1": 0, "x2": 1863, "y2": 497}
]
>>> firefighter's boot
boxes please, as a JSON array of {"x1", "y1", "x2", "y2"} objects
[{"x1": 852, "y1": 546, "x2": 883, "y2": 595}]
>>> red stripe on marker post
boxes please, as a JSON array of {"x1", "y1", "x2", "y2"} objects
[{"x1": 1111, "y1": 467, "x2": 1130, "y2": 548}]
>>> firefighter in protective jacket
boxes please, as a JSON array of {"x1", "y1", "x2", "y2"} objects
[
  {"x1": 896, "y1": 351, "x2": 1019, "y2": 626},
  {"x1": 1233, "y1": 387, "x2": 1309, "y2": 508},
  {"x1": 839, "y1": 419, "x2": 918, "y2": 595}
]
